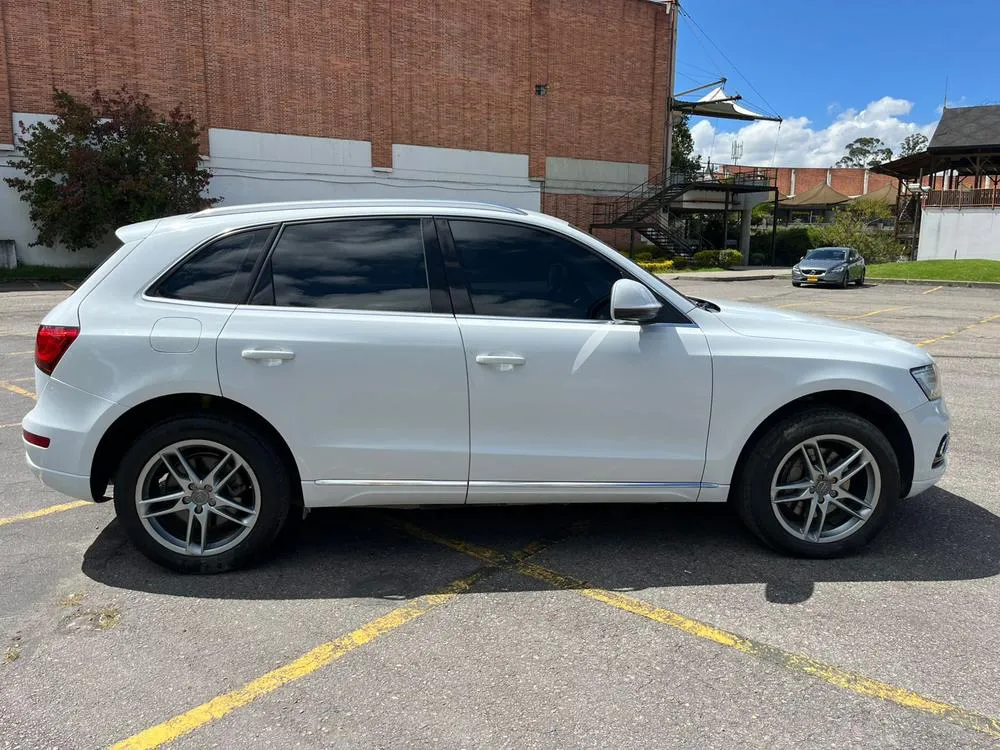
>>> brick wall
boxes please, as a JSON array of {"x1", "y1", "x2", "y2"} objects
[
  {"x1": 543, "y1": 192, "x2": 631, "y2": 248},
  {"x1": 0, "y1": 0, "x2": 671, "y2": 185},
  {"x1": 725, "y1": 165, "x2": 901, "y2": 198}
]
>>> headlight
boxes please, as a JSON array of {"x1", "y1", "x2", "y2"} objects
[
  {"x1": 830, "y1": 264, "x2": 846, "y2": 273},
  {"x1": 792, "y1": 265, "x2": 800, "y2": 272},
  {"x1": 911, "y1": 363, "x2": 942, "y2": 400}
]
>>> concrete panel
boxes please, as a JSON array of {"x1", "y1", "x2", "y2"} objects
[
  {"x1": 208, "y1": 129, "x2": 372, "y2": 168},
  {"x1": 544, "y1": 156, "x2": 649, "y2": 195},
  {"x1": 393, "y1": 144, "x2": 529, "y2": 179},
  {"x1": 918, "y1": 208, "x2": 1000, "y2": 261}
]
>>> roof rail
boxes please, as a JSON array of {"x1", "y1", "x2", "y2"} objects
[{"x1": 189, "y1": 199, "x2": 527, "y2": 220}]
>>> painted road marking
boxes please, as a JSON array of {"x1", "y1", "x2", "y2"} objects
[
  {"x1": 1, "y1": 351, "x2": 34, "y2": 356},
  {"x1": 918, "y1": 314, "x2": 1000, "y2": 348},
  {"x1": 0, "y1": 501, "x2": 91, "y2": 528},
  {"x1": 777, "y1": 301, "x2": 813, "y2": 309},
  {"x1": 9, "y1": 376, "x2": 33, "y2": 383},
  {"x1": 110, "y1": 535, "x2": 561, "y2": 750},
  {"x1": 836, "y1": 305, "x2": 910, "y2": 321},
  {"x1": 922, "y1": 285, "x2": 944, "y2": 295},
  {"x1": 399, "y1": 522, "x2": 1000, "y2": 741},
  {"x1": 0, "y1": 380, "x2": 36, "y2": 401},
  {"x1": 0, "y1": 422, "x2": 21, "y2": 428}
]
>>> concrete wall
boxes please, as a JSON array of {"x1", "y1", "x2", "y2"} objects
[{"x1": 917, "y1": 207, "x2": 1000, "y2": 260}]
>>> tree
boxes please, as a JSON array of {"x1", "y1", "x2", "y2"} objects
[
  {"x1": 835, "y1": 137, "x2": 893, "y2": 169},
  {"x1": 811, "y1": 199, "x2": 903, "y2": 264},
  {"x1": 671, "y1": 113, "x2": 702, "y2": 175},
  {"x1": 898, "y1": 132, "x2": 929, "y2": 157},
  {"x1": 5, "y1": 87, "x2": 217, "y2": 251}
]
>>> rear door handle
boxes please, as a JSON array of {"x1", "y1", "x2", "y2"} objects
[
  {"x1": 475, "y1": 354, "x2": 526, "y2": 369},
  {"x1": 242, "y1": 348, "x2": 295, "y2": 365}
]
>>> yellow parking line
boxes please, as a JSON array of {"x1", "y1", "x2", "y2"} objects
[
  {"x1": 0, "y1": 501, "x2": 91, "y2": 528},
  {"x1": 9, "y1": 376, "x2": 34, "y2": 383},
  {"x1": 1, "y1": 351, "x2": 34, "y2": 356},
  {"x1": 401, "y1": 523, "x2": 1000, "y2": 741},
  {"x1": 836, "y1": 305, "x2": 910, "y2": 321},
  {"x1": 0, "y1": 380, "x2": 36, "y2": 401},
  {"x1": 922, "y1": 285, "x2": 944, "y2": 295},
  {"x1": 777, "y1": 301, "x2": 813, "y2": 309},
  {"x1": 111, "y1": 533, "x2": 560, "y2": 750},
  {"x1": 918, "y1": 313, "x2": 1000, "y2": 348},
  {"x1": 0, "y1": 422, "x2": 21, "y2": 428}
]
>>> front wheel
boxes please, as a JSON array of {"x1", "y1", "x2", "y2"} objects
[
  {"x1": 114, "y1": 414, "x2": 294, "y2": 573},
  {"x1": 855, "y1": 271, "x2": 865, "y2": 287},
  {"x1": 735, "y1": 408, "x2": 900, "y2": 557}
]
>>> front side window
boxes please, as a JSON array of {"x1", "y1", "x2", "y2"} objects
[
  {"x1": 448, "y1": 220, "x2": 624, "y2": 320},
  {"x1": 154, "y1": 227, "x2": 273, "y2": 303},
  {"x1": 262, "y1": 219, "x2": 431, "y2": 312}
]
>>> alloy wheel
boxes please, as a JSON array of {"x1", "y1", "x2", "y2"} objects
[
  {"x1": 135, "y1": 439, "x2": 261, "y2": 557},
  {"x1": 769, "y1": 434, "x2": 881, "y2": 543}
]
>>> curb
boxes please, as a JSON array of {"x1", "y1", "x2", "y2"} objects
[
  {"x1": 658, "y1": 273, "x2": 789, "y2": 282},
  {"x1": 866, "y1": 277, "x2": 1000, "y2": 289}
]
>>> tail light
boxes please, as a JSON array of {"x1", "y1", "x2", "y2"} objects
[
  {"x1": 23, "y1": 430, "x2": 50, "y2": 448},
  {"x1": 35, "y1": 325, "x2": 79, "y2": 375}
]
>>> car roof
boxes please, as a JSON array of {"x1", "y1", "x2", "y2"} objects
[{"x1": 189, "y1": 199, "x2": 529, "y2": 220}]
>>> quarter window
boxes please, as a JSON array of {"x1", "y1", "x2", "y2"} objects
[
  {"x1": 262, "y1": 219, "x2": 432, "y2": 312},
  {"x1": 154, "y1": 227, "x2": 273, "y2": 304},
  {"x1": 448, "y1": 220, "x2": 624, "y2": 320}
]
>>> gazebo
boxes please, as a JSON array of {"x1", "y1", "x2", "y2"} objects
[{"x1": 776, "y1": 183, "x2": 850, "y2": 224}]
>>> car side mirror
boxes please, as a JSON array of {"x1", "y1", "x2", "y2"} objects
[{"x1": 611, "y1": 279, "x2": 662, "y2": 323}]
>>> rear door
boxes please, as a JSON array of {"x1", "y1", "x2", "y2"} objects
[{"x1": 216, "y1": 217, "x2": 470, "y2": 507}]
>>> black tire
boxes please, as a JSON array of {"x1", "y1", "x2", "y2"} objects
[
  {"x1": 734, "y1": 408, "x2": 900, "y2": 558},
  {"x1": 855, "y1": 271, "x2": 865, "y2": 287},
  {"x1": 841, "y1": 272, "x2": 850, "y2": 289},
  {"x1": 792, "y1": 281, "x2": 801, "y2": 287},
  {"x1": 114, "y1": 414, "x2": 294, "y2": 573}
]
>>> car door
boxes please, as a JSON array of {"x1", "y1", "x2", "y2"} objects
[
  {"x1": 440, "y1": 218, "x2": 713, "y2": 504},
  {"x1": 216, "y1": 216, "x2": 470, "y2": 507}
]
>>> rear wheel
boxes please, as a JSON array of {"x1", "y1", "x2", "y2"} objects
[
  {"x1": 114, "y1": 415, "x2": 293, "y2": 573},
  {"x1": 735, "y1": 408, "x2": 899, "y2": 557}
]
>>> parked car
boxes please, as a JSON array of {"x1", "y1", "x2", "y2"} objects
[
  {"x1": 22, "y1": 200, "x2": 948, "y2": 572},
  {"x1": 792, "y1": 247, "x2": 866, "y2": 287}
]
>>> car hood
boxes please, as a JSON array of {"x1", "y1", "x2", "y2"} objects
[
  {"x1": 709, "y1": 300, "x2": 931, "y2": 361},
  {"x1": 797, "y1": 258, "x2": 844, "y2": 270}
]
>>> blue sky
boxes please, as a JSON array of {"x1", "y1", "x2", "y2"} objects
[{"x1": 675, "y1": 0, "x2": 999, "y2": 167}]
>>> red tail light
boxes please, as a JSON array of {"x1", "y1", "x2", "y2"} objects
[{"x1": 35, "y1": 325, "x2": 79, "y2": 375}]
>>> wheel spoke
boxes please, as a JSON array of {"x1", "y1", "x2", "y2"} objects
[
  {"x1": 208, "y1": 504, "x2": 254, "y2": 527},
  {"x1": 184, "y1": 508, "x2": 196, "y2": 552},
  {"x1": 772, "y1": 488, "x2": 812, "y2": 505},
  {"x1": 142, "y1": 499, "x2": 187, "y2": 519},
  {"x1": 204, "y1": 452, "x2": 235, "y2": 486},
  {"x1": 173, "y1": 449, "x2": 202, "y2": 484},
  {"x1": 812, "y1": 501, "x2": 829, "y2": 540},
  {"x1": 838, "y1": 456, "x2": 871, "y2": 485},
  {"x1": 801, "y1": 497, "x2": 818, "y2": 538},
  {"x1": 829, "y1": 497, "x2": 867, "y2": 520},
  {"x1": 808, "y1": 440, "x2": 828, "y2": 475},
  {"x1": 158, "y1": 452, "x2": 190, "y2": 489},
  {"x1": 213, "y1": 493, "x2": 257, "y2": 517},
  {"x1": 837, "y1": 487, "x2": 874, "y2": 510},
  {"x1": 829, "y1": 447, "x2": 864, "y2": 479},
  {"x1": 138, "y1": 490, "x2": 186, "y2": 506},
  {"x1": 775, "y1": 479, "x2": 812, "y2": 492},
  {"x1": 214, "y1": 460, "x2": 245, "y2": 491}
]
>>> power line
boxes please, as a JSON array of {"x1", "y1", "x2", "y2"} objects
[{"x1": 678, "y1": 6, "x2": 781, "y2": 120}]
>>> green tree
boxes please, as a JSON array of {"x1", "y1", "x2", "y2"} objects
[
  {"x1": 671, "y1": 113, "x2": 702, "y2": 175},
  {"x1": 5, "y1": 87, "x2": 217, "y2": 251},
  {"x1": 835, "y1": 137, "x2": 893, "y2": 168},
  {"x1": 811, "y1": 199, "x2": 903, "y2": 263},
  {"x1": 898, "y1": 132, "x2": 929, "y2": 157}
]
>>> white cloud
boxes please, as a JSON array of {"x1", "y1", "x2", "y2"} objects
[{"x1": 690, "y1": 96, "x2": 937, "y2": 168}]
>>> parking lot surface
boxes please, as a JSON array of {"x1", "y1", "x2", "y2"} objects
[{"x1": 1, "y1": 279, "x2": 998, "y2": 749}]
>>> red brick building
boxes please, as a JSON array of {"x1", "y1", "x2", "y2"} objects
[{"x1": 0, "y1": 0, "x2": 677, "y2": 265}]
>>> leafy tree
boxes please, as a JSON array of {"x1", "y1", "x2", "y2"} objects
[
  {"x1": 898, "y1": 132, "x2": 929, "y2": 157},
  {"x1": 5, "y1": 87, "x2": 217, "y2": 251},
  {"x1": 671, "y1": 113, "x2": 702, "y2": 175},
  {"x1": 811, "y1": 199, "x2": 903, "y2": 263},
  {"x1": 835, "y1": 137, "x2": 893, "y2": 168}
]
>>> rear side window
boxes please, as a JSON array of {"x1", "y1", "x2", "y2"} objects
[
  {"x1": 154, "y1": 227, "x2": 273, "y2": 304},
  {"x1": 259, "y1": 219, "x2": 431, "y2": 312}
]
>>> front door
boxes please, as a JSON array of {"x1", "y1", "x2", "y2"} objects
[
  {"x1": 217, "y1": 217, "x2": 469, "y2": 506},
  {"x1": 441, "y1": 218, "x2": 713, "y2": 504}
]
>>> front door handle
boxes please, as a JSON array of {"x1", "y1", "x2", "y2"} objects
[
  {"x1": 475, "y1": 354, "x2": 526, "y2": 370},
  {"x1": 242, "y1": 348, "x2": 295, "y2": 365}
]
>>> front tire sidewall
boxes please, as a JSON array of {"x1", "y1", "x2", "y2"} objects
[
  {"x1": 114, "y1": 416, "x2": 293, "y2": 573},
  {"x1": 738, "y1": 410, "x2": 900, "y2": 558}
]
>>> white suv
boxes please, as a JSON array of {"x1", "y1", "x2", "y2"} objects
[{"x1": 22, "y1": 200, "x2": 949, "y2": 572}]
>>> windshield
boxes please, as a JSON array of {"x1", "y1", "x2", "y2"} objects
[{"x1": 805, "y1": 248, "x2": 847, "y2": 261}]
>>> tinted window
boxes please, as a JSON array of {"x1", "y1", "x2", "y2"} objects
[
  {"x1": 806, "y1": 248, "x2": 847, "y2": 261},
  {"x1": 267, "y1": 219, "x2": 431, "y2": 312},
  {"x1": 449, "y1": 220, "x2": 623, "y2": 320},
  {"x1": 155, "y1": 228, "x2": 272, "y2": 303}
]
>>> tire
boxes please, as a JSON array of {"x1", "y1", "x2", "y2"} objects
[
  {"x1": 792, "y1": 281, "x2": 801, "y2": 287},
  {"x1": 114, "y1": 414, "x2": 294, "y2": 573},
  {"x1": 855, "y1": 271, "x2": 865, "y2": 287},
  {"x1": 734, "y1": 408, "x2": 900, "y2": 558},
  {"x1": 841, "y1": 272, "x2": 850, "y2": 289}
]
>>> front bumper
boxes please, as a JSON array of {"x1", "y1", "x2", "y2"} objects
[
  {"x1": 792, "y1": 268, "x2": 847, "y2": 285},
  {"x1": 899, "y1": 396, "x2": 950, "y2": 498}
]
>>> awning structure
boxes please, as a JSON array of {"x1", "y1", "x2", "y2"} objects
[
  {"x1": 779, "y1": 183, "x2": 850, "y2": 208},
  {"x1": 850, "y1": 183, "x2": 896, "y2": 205},
  {"x1": 672, "y1": 85, "x2": 782, "y2": 123}
]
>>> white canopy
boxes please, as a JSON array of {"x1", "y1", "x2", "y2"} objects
[{"x1": 673, "y1": 85, "x2": 781, "y2": 122}]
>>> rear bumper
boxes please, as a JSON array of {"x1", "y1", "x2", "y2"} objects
[{"x1": 21, "y1": 376, "x2": 124, "y2": 503}]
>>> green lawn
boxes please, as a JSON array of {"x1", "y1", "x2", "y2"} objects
[
  {"x1": 0, "y1": 265, "x2": 94, "y2": 282},
  {"x1": 866, "y1": 259, "x2": 1000, "y2": 283}
]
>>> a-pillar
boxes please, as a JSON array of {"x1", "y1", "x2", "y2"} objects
[{"x1": 739, "y1": 206, "x2": 753, "y2": 264}]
